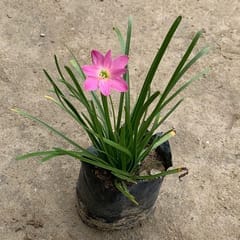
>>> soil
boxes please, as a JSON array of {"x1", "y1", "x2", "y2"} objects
[
  {"x1": 139, "y1": 151, "x2": 165, "y2": 176},
  {"x1": 0, "y1": 1, "x2": 239, "y2": 240},
  {"x1": 93, "y1": 167, "x2": 116, "y2": 190},
  {"x1": 90, "y1": 148, "x2": 165, "y2": 190}
]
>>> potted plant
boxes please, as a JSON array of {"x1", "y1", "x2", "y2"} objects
[{"x1": 12, "y1": 16, "x2": 208, "y2": 230}]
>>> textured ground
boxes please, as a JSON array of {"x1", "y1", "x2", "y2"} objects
[{"x1": 0, "y1": 0, "x2": 239, "y2": 239}]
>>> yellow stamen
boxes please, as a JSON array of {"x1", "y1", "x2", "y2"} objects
[{"x1": 99, "y1": 69, "x2": 110, "y2": 79}]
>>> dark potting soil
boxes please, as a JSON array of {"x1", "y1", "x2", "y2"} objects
[
  {"x1": 91, "y1": 151, "x2": 165, "y2": 190},
  {"x1": 139, "y1": 150, "x2": 165, "y2": 175}
]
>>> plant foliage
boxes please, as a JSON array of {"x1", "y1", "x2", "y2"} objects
[{"x1": 13, "y1": 16, "x2": 208, "y2": 204}]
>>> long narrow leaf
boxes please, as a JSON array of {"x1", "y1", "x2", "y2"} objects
[
  {"x1": 67, "y1": 47, "x2": 86, "y2": 81},
  {"x1": 113, "y1": 27, "x2": 125, "y2": 53},
  {"x1": 156, "y1": 99, "x2": 183, "y2": 128},
  {"x1": 102, "y1": 137, "x2": 132, "y2": 158},
  {"x1": 16, "y1": 150, "x2": 61, "y2": 160},
  {"x1": 135, "y1": 167, "x2": 188, "y2": 180},
  {"x1": 45, "y1": 96, "x2": 100, "y2": 147},
  {"x1": 12, "y1": 108, "x2": 83, "y2": 149},
  {"x1": 101, "y1": 95, "x2": 115, "y2": 140},
  {"x1": 114, "y1": 180, "x2": 138, "y2": 205},
  {"x1": 159, "y1": 31, "x2": 203, "y2": 102},
  {"x1": 136, "y1": 129, "x2": 175, "y2": 167},
  {"x1": 132, "y1": 91, "x2": 161, "y2": 132},
  {"x1": 151, "y1": 129, "x2": 176, "y2": 150},
  {"x1": 137, "y1": 48, "x2": 208, "y2": 140},
  {"x1": 158, "y1": 46, "x2": 209, "y2": 107},
  {"x1": 125, "y1": 16, "x2": 132, "y2": 56},
  {"x1": 64, "y1": 65, "x2": 90, "y2": 108},
  {"x1": 54, "y1": 148, "x2": 134, "y2": 178},
  {"x1": 161, "y1": 68, "x2": 209, "y2": 110},
  {"x1": 131, "y1": 16, "x2": 182, "y2": 124},
  {"x1": 69, "y1": 56, "x2": 106, "y2": 124}
]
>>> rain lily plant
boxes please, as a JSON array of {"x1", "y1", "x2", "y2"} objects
[{"x1": 13, "y1": 16, "x2": 208, "y2": 204}]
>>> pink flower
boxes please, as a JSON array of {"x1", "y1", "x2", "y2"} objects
[{"x1": 82, "y1": 50, "x2": 129, "y2": 96}]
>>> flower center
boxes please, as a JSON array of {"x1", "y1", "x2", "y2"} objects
[{"x1": 99, "y1": 69, "x2": 110, "y2": 80}]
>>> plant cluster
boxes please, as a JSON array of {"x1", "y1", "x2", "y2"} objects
[{"x1": 13, "y1": 16, "x2": 208, "y2": 204}]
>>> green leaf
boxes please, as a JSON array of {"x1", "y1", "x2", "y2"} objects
[
  {"x1": 132, "y1": 91, "x2": 161, "y2": 132},
  {"x1": 156, "y1": 99, "x2": 183, "y2": 129},
  {"x1": 69, "y1": 53, "x2": 106, "y2": 125},
  {"x1": 101, "y1": 95, "x2": 115, "y2": 140},
  {"x1": 88, "y1": 101, "x2": 115, "y2": 166},
  {"x1": 45, "y1": 96, "x2": 100, "y2": 147},
  {"x1": 112, "y1": 172, "x2": 136, "y2": 184},
  {"x1": 54, "y1": 55, "x2": 65, "y2": 80},
  {"x1": 12, "y1": 108, "x2": 83, "y2": 150},
  {"x1": 116, "y1": 16, "x2": 132, "y2": 133},
  {"x1": 113, "y1": 27, "x2": 125, "y2": 53},
  {"x1": 131, "y1": 16, "x2": 182, "y2": 125},
  {"x1": 135, "y1": 167, "x2": 188, "y2": 180},
  {"x1": 114, "y1": 180, "x2": 138, "y2": 205},
  {"x1": 137, "y1": 129, "x2": 175, "y2": 166},
  {"x1": 161, "y1": 67, "x2": 209, "y2": 110},
  {"x1": 159, "y1": 31, "x2": 204, "y2": 103},
  {"x1": 102, "y1": 137, "x2": 132, "y2": 158},
  {"x1": 16, "y1": 150, "x2": 62, "y2": 160},
  {"x1": 157, "y1": 46, "x2": 209, "y2": 108},
  {"x1": 64, "y1": 65, "x2": 90, "y2": 109},
  {"x1": 125, "y1": 16, "x2": 132, "y2": 56},
  {"x1": 54, "y1": 148, "x2": 134, "y2": 178},
  {"x1": 151, "y1": 129, "x2": 176, "y2": 150},
  {"x1": 67, "y1": 48, "x2": 86, "y2": 81}
]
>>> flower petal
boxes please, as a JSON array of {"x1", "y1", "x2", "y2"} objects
[
  {"x1": 104, "y1": 50, "x2": 112, "y2": 68},
  {"x1": 82, "y1": 65, "x2": 99, "y2": 77},
  {"x1": 112, "y1": 55, "x2": 128, "y2": 69},
  {"x1": 99, "y1": 80, "x2": 111, "y2": 96},
  {"x1": 111, "y1": 68, "x2": 127, "y2": 76},
  {"x1": 83, "y1": 77, "x2": 99, "y2": 91},
  {"x1": 91, "y1": 50, "x2": 104, "y2": 65},
  {"x1": 109, "y1": 78, "x2": 128, "y2": 92}
]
